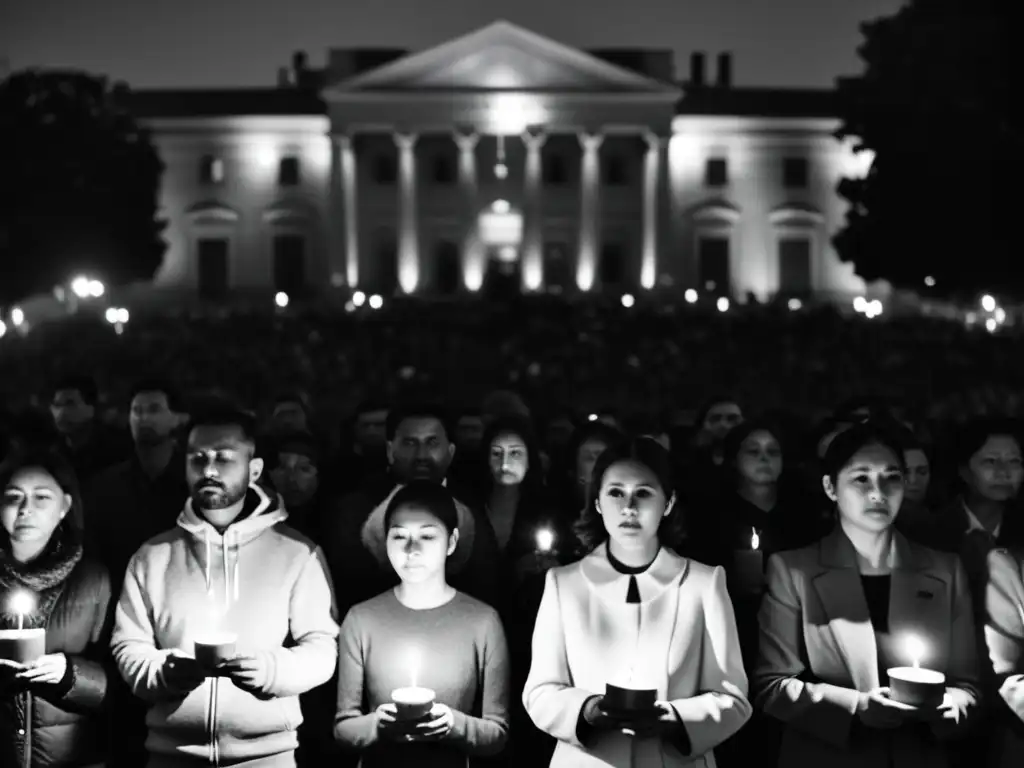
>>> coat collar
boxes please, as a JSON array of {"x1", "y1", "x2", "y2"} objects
[
  {"x1": 580, "y1": 544, "x2": 688, "y2": 604},
  {"x1": 812, "y1": 526, "x2": 950, "y2": 692}
]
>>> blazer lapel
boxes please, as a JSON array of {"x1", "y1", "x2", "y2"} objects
[
  {"x1": 887, "y1": 533, "x2": 951, "y2": 669},
  {"x1": 811, "y1": 529, "x2": 880, "y2": 691}
]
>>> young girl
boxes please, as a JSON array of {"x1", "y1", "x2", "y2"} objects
[
  {"x1": 334, "y1": 481, "x2": 510, "y2": 767},
  {"x1": 523, "y1": 438, "x2": 751, "y2": 767}
]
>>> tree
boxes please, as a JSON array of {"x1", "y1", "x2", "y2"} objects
[
  {"x1": 834, "y1": 0, "x2": 1020, "y2": 300},
  {"x1": 0, "y1": 69, "x2": 165, "y2": 310}
]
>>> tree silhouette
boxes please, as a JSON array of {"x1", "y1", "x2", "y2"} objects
[
  {"x1": 0, "y1": 69, "x2": 165, "y2": 310},
  {"x1": 834, "y1": 0, "x2": 1020, "y2": 300}
]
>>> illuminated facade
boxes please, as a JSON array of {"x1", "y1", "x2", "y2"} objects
[{"x1": 132, "y1": 21, "x2": 870, "y2": 302}]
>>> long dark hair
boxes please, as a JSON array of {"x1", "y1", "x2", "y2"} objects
[
  {"x1": 480, "y1": 415, "x2": 545, "y2": 496},
  {"x1": 574, "y1": 438, "x2": 685, "y2": 554}
]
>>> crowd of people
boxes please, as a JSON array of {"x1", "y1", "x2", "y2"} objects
[{"x1": 0, "y1": 296, "x2": 1023, "y2": 768}]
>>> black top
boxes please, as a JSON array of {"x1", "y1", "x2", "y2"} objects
[
  {"x1": 860, "y1": 574, "x2": 891, "y2": 632},
  {"x1": 607, "y1": 543, "x2": 658, "y2": 604}
]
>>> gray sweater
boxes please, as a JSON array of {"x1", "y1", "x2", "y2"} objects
[{"x1": 335, "y1": 590, "x2": 510, "y2": 767}]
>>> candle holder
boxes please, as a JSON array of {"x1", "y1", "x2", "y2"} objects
[
  {"x1": 194, "y1": 632, "x2": 238, "y2": 675},
  {"x1": 603, "y1": 684, "x2": 658, "y2": 715},
  {"x1": 887, "y1": 666, "x2": 945, "y2": 709},
  {"x1": 0, "y1": 628, "x2": 46, "y2": 663},
  {"x1": 391, "y1": 686, "x2": 436, "y2": 721}
]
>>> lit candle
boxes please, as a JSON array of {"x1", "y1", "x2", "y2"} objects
[
  {"x1": 887, "y1": 635, "x2": 946, "y2": 708},
  {"x1": 392, "y1": 648, "x2": 436, "y2": 721},
  {"x1": 750, "y1": 528, "x2": 760, "y2": 551},
  {"x1": 0, "y1": 592, "x2": 46, "y2": 663},
  {"x1": 734, "y1": 530, "x2": 764, "y2": 593},
  {"x1": 535, "y1": 528, "x2": 555, "y2": 554}
]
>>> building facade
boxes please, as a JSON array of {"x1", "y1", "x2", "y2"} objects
[{"x1": 132, "y1": 21, "x2": 872, "y2": 304}]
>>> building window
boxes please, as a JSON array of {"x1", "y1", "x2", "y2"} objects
[
  {"x1": 199, "y1": 155, "x2": 224, "y2": 185},
  {"x1": 697, "y1": 236, "x2": 731, "y2": 295},
  {"x1": 372, "y1": 155, "x2": 397, "y2": 185},
  {"x1": 278, "y1": 156, "x2": 301, "y2": 186},
  {"x1": 603, "y1": 156, "x2": 628, "y2": 186},
  {"x1": 542, "y1": 155, "x2": 569, "y2": 186},
  {"x1": 705, "y1": 158, "x2": 728, "y2": 187},
  {"x1": 783, "y1": 157, "x2": 809, "y2": 189},
  {"x1": 599, "y1": 242, "x2": 627, "y2": 287},
  {"x1": 778, "y1": 236, "x2": 813, "y2": 295},
  {"x1": 431, "y1": 156, "x2": 456, "y2": 185},
  {"x1": 272, "y1": 235, "x2": 306, "y2": 295},
  {"x1": 197, "y1": 238, "x2": 229, "y2": 299}
]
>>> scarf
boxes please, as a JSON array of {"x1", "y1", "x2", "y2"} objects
[{"x1": 0, "y1": 522, "x2": 84, "y2": 630}]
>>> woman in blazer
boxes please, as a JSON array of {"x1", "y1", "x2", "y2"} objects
[
  {"x1": 523, "y1": 438, "x2": 751, "y2": 768},
  {"x1": 985, "y1": 545, "x2": 1024, "y2": 767},
  {"x1": 755, "y1": 421, "x2": 980, "y2": 768}
]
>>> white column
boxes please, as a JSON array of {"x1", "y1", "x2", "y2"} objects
[
  {"x1": 521, "y1": 130, "x2": 546, "y2": 291},
  {"x1": 455, "y1": 131, "x2": 482, "y2": 291},
  {"x1": 641, "y1": 132, "x2": 667, "y2": 290},
  {"x1": 577, "y1": 132, "x2": 603, "y2": 291},
  {"x1": 336, "y1": 134, "x2": 359, "y2": 288},
  {"x1": 396, "y1": 132, "x2": 419, "y2": 294}
]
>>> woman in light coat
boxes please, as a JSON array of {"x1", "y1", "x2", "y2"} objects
[
  {"x1": 985, "y1": 545, "x2": 1024, "y2": 767},
  {"x1": 523, "y1": 438, "x2": 751, "y2": 768}
]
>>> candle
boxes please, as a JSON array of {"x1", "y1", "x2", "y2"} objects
[
  {"x1": 0, "y1": 592, "x2": 46, "y2": 663},
  {"x1": 194, "y1": 631, "x2": 238, "y2": 674},
  {"x1": 604, "y1": 683, "x2": 658, "y2": 714},
  {"x1": 392, "y1": 649, "x2": 435, "y2": 721},
  {"x1": 887, "y1": 635, "x2": 946, "y2": 708},
  {"x1": 734, "y1": 529, "x2": 764, "y2": 593},
  {"x1": 535, "y1": 528, "x2": 555, "y2": 554}
]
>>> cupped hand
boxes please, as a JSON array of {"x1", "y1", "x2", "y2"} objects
[
  {"x1": 16, "y1": 653, "x2": 68, "y2": 686},
  {"x1": 857, "y1": 687, "x2": 919, "y2": 730}
]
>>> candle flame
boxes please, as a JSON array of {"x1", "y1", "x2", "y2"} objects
[
  {"x1": 535, "y1": 528, "x2": 555, "y2": 553},
  {"x1": 750, "y1": 528, "x2": 760, "y2": 551},
  {"x1": 408, "y1": 648, "x2": 419, "y2": 688},
  {"x1": 905, "y1": 635, "x2": 926, "y2": 668},
  {"x1": 9, "y1": 591, "x2": 34, "y2": 617}
]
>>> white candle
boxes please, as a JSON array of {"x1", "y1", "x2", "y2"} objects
[
  {"x1": 392, "y1": 648, "x2": 436, "y2": 720},
  {"x1": 10, "y1": 591, "x2": 34, "y2": 632},
  {"x1": 535, "y1": 528, "x2": 555, "y2": 553},
  {"x1": 750, "y1": 528, "x2": 760, "y2": 551}
]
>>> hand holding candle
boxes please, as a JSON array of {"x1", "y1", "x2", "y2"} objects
[
  {"x1": 887, "y1": 635, "x2": 946, "y2": 709},
  {"x1": 0, "y1": 591, "x2": 46, "y2": 663}
]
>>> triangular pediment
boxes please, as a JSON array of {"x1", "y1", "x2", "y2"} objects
[{"x1": 324, "y1": 21, "x2": 680, "y2": 96}]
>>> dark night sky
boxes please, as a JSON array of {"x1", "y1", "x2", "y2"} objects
[{"x1": 2, "y1": 0, "x2": 904, "y2": 90}]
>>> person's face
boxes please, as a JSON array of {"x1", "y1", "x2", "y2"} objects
[
  {"x1": 576, "y1": 438, "x2": 610, "y2": 487},
  {"x1": 385, "y1": 504, "x2": 458, "y2": 584},
  {"x1": 387, "y1": 417, "x2": 454, "y2": 483},
  {"x1": 455, "y1": 415, "x2": 485, "y2": 453},
  {"x1": 824, "y1": 443, "x2": 905, "y2": 534},
  {"x1": 701, "y1": 402, "x2": 743, "y2": 444},
  {"x1": 2, "y1": 467, "x2": 72, "y2": 548},
  {"x1": 354, "y1": 409, "x2": 388, "y2": 452},
  {"x1": 489, "y1": 432, "x2": 529, "y2": 486},
  {"x1": 271, "y1": 401, "x2": 307, "y2": 434},
  {"x1": 736, "y1": 430, "x2": 783, "y2": 486},
  {"x1": 50, "y1": 388, "x2": 95, "y2": 435},
  {"x1": 597, "y1": 460, "x2": 673, "y2": 552},
  {"x1": 545, "y1": 417, "x2": 575, "y2": 452},
  {"x1": 130, "y1": 391, "x2": 179, "y2": 446},
  {"x1": 186, "y1": 424, "x2": 264, "y2": 527},
  {"x1": 269, "y1": 451, "x2": 319, "y2": 507},
  {"x1": 903, "y1": 448, "x2": 931, "y2": 504},
  {"x1": 963, "y1": 435, "x2": 1023, "y2": 502}
]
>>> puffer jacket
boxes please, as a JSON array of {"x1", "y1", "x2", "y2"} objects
[{"x1": 1, "y1": 556, "x2": 114, "y2": 768}]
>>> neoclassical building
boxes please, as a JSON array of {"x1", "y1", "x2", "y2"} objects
[{"x1": 130, "y1": 20, "x2": 871, "y2": 303}]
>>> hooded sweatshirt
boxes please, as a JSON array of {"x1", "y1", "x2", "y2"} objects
[{"x1": 111, "y1": 484, "x2": 339, "y2": 766}]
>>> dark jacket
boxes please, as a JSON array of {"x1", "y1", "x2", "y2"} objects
[{"x1": 1, "y1": 556, "x2": 114, "y2": 768}]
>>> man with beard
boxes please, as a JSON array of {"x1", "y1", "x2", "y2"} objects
[
  {"x1": 111, "y1": 400, "x2": 338, "y2": 768},
  {"x1": 323, "y1": 402, "x2": 500, "y2": 617}
]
